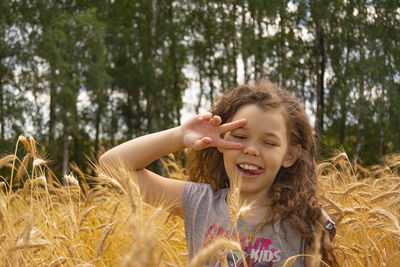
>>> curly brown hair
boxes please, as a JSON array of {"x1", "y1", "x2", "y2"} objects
[{"x1": 186, "y1": 79, "x2": 337, "y2": 266}]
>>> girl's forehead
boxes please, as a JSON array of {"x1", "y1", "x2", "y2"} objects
[
  {"x1": 230, "y1": 104, "x2": 284, "y2": 119},
  {"x1": 230, "y1": 104, "x2": 288, "y2": 135}
]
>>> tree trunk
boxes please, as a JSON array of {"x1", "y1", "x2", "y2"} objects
[
  {"x1": 354, "y1": 2, "x2": 366, "y2": 162},
  {"x1": 339, "y1": 42, "x2": 350, "y2": 145},
  {"x1": 146, "y1": 0, "x2": 158, "y2": 133},
  {"x1": 196, "y1": 70, "x2": 204, "y2": 114},
  {"x1": 354, "y1": 124, "x2": 364, "y2": 161},
  {"x1": 231, "y1": 3, "x2": 238, "y2": 86},
  {"x1": 378, "y1": 126, "x2": 384, "y2": 163},
  {"x1": 339, "y1": 105, "x2": 346, "y2": 145},
  {"x1": 278, "y1": 0, "x2": 287, "y2": 88},
  {"x1": 241, "y1": 7, "x2": 249, "y2": 83},
  {"x1": 49, "y1": 73, "x2": 56, "y2": 145},
  {"x1": 208, "y1": 62, "x2": 215, "y2": 104},
  {"x1": 0, "y1": 83, "x2": 4, "y2": 141},
  {"x1": 257, "y1": 16, "x2": 264, "y2": 79},
  {"x1": 168, "y1": 3, "x2": 180, "y2": 126},
  {"x1": 110, "y1": 85, "x2": 117, "y2": 144},
  {"x1": 300, "y1": 73, "x2": 306, "y2": 108},
  {"x1": 0, "y1": 4, "x2": 6, "y2": 142},
  {"x1": 243, "y1": 55, "x2": 249, "y2": 84},
  {"x1": 94, "y1": 104, "x2": 101, "y2": 160},
  {"x1": 315, "y1": 23, "x2": 325, "y2": 135},
  {"x1": 253, "y1": 11, "x2": 262, "y2": 80},
  {"x1": 62, "y1": 124, "x2": 69, "y2": 175},
  {"x1": 354, "y1": 75, "x2": 365, "y2": 161}
]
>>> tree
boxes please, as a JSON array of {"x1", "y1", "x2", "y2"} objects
[{"x1": 2, "y1": 0, "x2": 399, "y2": 169}]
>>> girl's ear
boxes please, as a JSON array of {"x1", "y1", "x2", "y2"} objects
[{"x1": 282, "y1": 144, "x2": 301, "y2": 168}]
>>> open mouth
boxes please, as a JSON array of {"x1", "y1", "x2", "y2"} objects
[{"x1": 236, "y1": 163, "x2": 265, "y2": 176}]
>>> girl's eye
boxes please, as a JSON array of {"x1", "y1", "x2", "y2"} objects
[
  {"x1": 263, "y1": 141, "x2": 276, "y2": 146},
  {"x1": 233, "y1": 135, "x2": 246, "y2": 139}
]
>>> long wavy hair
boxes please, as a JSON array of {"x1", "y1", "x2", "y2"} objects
[{"x1": 186, "y1": 79, "x2": 337, "y2": 266}]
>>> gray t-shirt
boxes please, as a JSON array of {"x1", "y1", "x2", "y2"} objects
[{"x1": 183, "y1": 181, "x2": 305, "y2": 267}]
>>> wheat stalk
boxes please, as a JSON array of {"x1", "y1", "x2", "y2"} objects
[
  {"x1": 96, "y1": 222, "x2": 115, "y2": 256},
  {"x1": 368, "y1": 208, "x2": 400, "y2": 230},
  {"x1": 188, "y1": 238, "x2": 241, "y2": 267},
  {"x1": 370, "y1": 191, "x2": 400, "y2": 203},
  {"x1": 79, "y1": 206, "x2": 97, "y2": 226},
  {"x1": 49, "y1": 257, "x2": 67, "y2": 267},
  {"x1": 0, "y1": 155, "x2": 15, "y2": 169},
  {"x1": 9, "y1": 240, "x2": 51, "y2": 251}
]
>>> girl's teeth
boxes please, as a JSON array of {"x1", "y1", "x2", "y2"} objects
[{"x1": 238, "y1": 164, "x2": 259, "y2": 170}]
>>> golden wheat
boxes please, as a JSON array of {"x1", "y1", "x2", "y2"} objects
[
  {"x1": 188, "y1": 238, "x2": 242, "y2": 267},
  {"x1": 320, "y1": 152, "x2": 400, "y2": 266},
  {"x1": 0, "y1": 138, "x2": 399, "y2": 266}
]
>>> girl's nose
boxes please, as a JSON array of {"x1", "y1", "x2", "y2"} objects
[{"x1": 243, "y1": 142, "x2": 260, "y2": 157}]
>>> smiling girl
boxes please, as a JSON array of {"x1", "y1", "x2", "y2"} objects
[{"x1": 100, "y1": 79, "x2": 337, "y2": 266}]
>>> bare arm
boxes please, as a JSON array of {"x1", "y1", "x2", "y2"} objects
[
  {"x1": 100, "y1": 126, "x2": 185, "y2": 171},
  {"x1": 99, "y1": 113, "x2": 247, "y2": 217}
]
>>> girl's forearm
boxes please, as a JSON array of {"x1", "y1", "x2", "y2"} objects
[{"x1": 99, "y1": 126, "x2": 185, "y2": 170}]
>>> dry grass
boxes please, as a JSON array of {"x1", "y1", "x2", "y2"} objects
[
  {"x1": 318, "y1": 153, "x2": 400, "y2": 266},
  {"x1": 0, "y1": 137, "x2": 187, "y2": 266},
  {"x1": 1, "y1": 136, "x2": 399, "y2": 266}
]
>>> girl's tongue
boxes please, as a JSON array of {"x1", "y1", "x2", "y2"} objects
[{"x1": 237, "y1": 164, "x2": 264, "y2": 175}]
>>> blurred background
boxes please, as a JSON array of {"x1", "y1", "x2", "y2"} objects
[{"x1": 1, "y1": 0, "x2": 399, "y2": 176}]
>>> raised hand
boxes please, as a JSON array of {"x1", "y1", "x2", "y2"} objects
[{"x1": 181, "y1": 112, "x2": 247, "y2": 151}]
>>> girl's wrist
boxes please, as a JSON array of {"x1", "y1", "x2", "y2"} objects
[{"x1": 171, "y1": 125, "x2": 187, "y2": 151}]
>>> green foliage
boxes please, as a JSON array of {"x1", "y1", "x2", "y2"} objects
[{"x1": 0, "y1": 0, "x2": 399, "y2": 171}]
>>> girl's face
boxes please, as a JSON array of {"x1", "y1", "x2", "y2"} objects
[{"x1": 221, "y1": 104, "x2": 296, "y2": 200}]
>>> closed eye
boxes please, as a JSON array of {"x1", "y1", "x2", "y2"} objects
[
  {"x1": 263, "y1": 141, "x2": 277, "y2": 146},
  {"x1": 233, "y1": 135, "x2": 246, "y2": 139}
]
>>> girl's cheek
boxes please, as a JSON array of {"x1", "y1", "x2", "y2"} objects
[{"x1": 233, "y1": 138, "x2": 246, "y2": 145}]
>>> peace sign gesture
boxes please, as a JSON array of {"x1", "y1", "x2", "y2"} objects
[{"x1": 181, "y1": 112, "x2": 247, "y2": 151}]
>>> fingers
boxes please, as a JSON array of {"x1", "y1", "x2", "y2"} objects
[
  {"x1": 198, "y1": 113, "x2": 222, "y2": 127},
  {"x1": 198, "y1": 112, "x2": 247, "y2": 132},
  {"x1": 217, "y1": 139, "x2": 243, "y2": 150},
  {"x1": 211, "y1": 115, "x2": 222, "y2": 127},
  {"x1": 218, "y1": 119, "x2": 247, "y2": 134},
  {"x1": 193, "y1": 137, "x2": 212, "y2": 150},
  {"x1": 198, "y1": 112, "x2": 212, "y2": 121}
]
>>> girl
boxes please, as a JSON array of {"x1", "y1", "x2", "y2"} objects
[{"x1": 100, "y1": 79, "x2": 337, "y2": 266}]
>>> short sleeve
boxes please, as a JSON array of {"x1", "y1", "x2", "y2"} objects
[
  {"x1": 183, "y1": 182, "x2": 230, "y2": 259},
  {"x1": 183, "y1": 182, "x2": 216, "y2": 259},
  {"x1": 183, "y1": 181, "x2": 215, "y2": 224}
]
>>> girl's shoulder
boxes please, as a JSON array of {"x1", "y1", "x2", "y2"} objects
[
  {"x1": 183, "y1": 182, "x2": 228, "y2": 209},
  {"x1": 184, "y1": 181, "x2": 227, "y2": 197}
]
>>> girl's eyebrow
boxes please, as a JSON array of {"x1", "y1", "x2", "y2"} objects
[{"x1": 235, "y1": 126, "x2": 281, "y2": 139}]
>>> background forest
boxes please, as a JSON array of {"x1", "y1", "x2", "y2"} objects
[{"x1": 1, "y1": 0, "x2": 399, "y2": 175}]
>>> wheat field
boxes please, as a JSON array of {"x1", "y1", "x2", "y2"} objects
[{"x1": 0, "y1": 136, "x2": 399, "y2": 266}]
